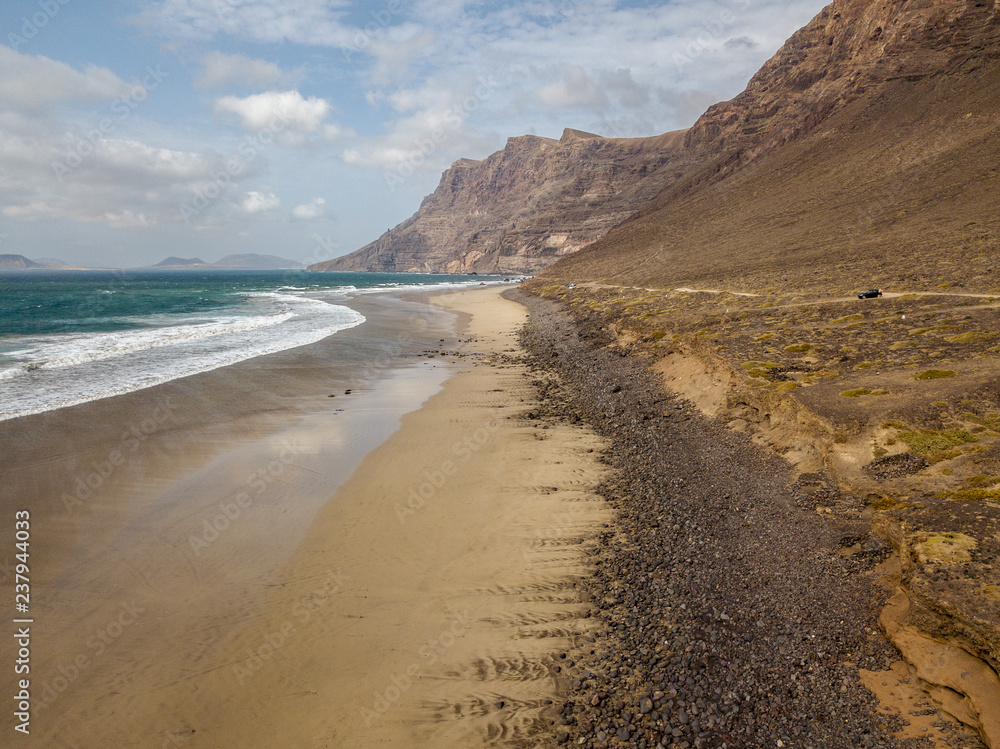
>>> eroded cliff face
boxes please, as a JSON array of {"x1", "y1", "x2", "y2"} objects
[
  {"x1": 549, "y1": 0, "x2": 1000, "y2": 289},
  {"x1": 681, "y1": 0, "x2": 1000, "y2": 180},
  {"x1": 312, "y1": 0, "x2": 1000, "y2": 278},
  {"x1": 310, "y1": 129, "x2": 690, "y2": 274}
]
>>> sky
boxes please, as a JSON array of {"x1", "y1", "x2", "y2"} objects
[{"x1": 0, "y1": 0, "x2": 830, "y2": 268}]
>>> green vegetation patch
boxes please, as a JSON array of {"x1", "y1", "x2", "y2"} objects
[
  {"x1": 832, "y1": 313, "x2": 864, "y2": 324},
  {"x1": 840, "y1": 388, "x2": 888, "y2": 398},
  {"x1": 784, "y1": 343, "x2": 813, "y2": 353},
  {"x1": 962, "y1": 412, "x2": 1000, "y2": 431},
  {"x1": 937, "y1": 488, "x2": 1000, "y2": 502},
  {"x1": 883, "y1": 419, "x2": 909, "y2": 430},
  {"x1": 890, "y1": 341, "x2": 916, "y2": 350},
  {"x1": 914, "y1": 369, "x2": 957, "y2": 380},
  {"x1": 869, "y1": 496, "x2": 899, "y2": 511},
  {"x1": 911, "y1": 532, "x2": 977, "y2": 564},
  {"x1": 895, "y1": 427, "x2": 978, "y2": 460},
  {"x1": 948, "y1": 331, "x2": 994, "y2": 344}
]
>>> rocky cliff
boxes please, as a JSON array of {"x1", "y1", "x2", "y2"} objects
[
  {"x1": 314, "y1": 0, "x2": 1000, "y2": 280},
  {"x1": 310, "y1": 128, "x2": 690, "y2": 274},
  {"x1": 549, "y1": 0, "x2": 1000, "y2": 290}
]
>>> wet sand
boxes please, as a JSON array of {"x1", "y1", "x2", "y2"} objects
[{"x1": 1, "y1": 287, "x2": 610, "y2": 747}]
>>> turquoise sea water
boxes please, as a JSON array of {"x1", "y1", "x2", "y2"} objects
[{"x1": 0, "y1": 269, "x2": 505, "y2": 421}]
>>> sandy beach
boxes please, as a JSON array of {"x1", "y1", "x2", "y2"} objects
[{"x1": 1, "y1": 287, "x2": 611, "y2": 747}]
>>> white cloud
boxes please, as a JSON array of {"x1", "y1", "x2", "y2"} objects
[
  {"x1": 291, "y1": 197, "x2": 329, "y2": 220},
  {"x1": 239, "y1": 191, "x2": 281, "y2": 214},
  {"x1": 368, "y1": 27, "x2": 437, "y2": 84},
  {"x1": 214, "y1": 90, "x2": 333, "y2": 146},
  {"x1": 196, "y1": 51, "x2": 289, "y2": 89},
  {"x1": 2, "y1": 0, "x2": 837, "y2": 265},
  {"x1": 3, "y1": 202, "x2": 55, "y2": 220},
  {"x1": 599, "y1": 69, "x2": 650, "y2": 109},
  {"x1": 531, "y1": 65, "x2": 608, "y2": 110},
  {"x1": 0, "y1": 47, "x2": 275, "y2": 232},
  {"x1": 0, "y1": 46, "x2": 133, "y2": 112},
  {"x1": 342, "y1": 100, "x2": 495, "y2": 173},
  {"x1": 104, "y1": 210, "x2": 152, "y2": 229},
  {"x1": 0, "y1": 47, "x2": 240, "y2": 230},
  {"x1": 135, "y1": 0, "x2": 356, "y2": 46},
  {"x1": 333, "y1": 0, "x2": 830, "y2": 186},
  {"x1": 342, "y1": 73, "x2": 499, "y2": 176},
  {"x1": 323, "y1": 123, "x2": 353, "y2": 143}
]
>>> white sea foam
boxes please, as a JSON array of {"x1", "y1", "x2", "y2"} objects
[
  {"x1": 0, "y1": 293, "x2": 364, "y2": 421},
  {"x1": 0, "y1": 276, "x2": 517, "y2": 422}
]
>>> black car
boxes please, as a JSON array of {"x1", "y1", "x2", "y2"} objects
[{"x1": 858, "y1": 288, "x2": 883, "y2": 299}]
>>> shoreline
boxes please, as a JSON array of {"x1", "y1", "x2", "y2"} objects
[
  {"x1": 0, "y1": 286, "x2": 612, "y2": 746},
  {"x1": 0, "y1": 292, "x2": 457, "y2": 580},
  {"x1": 513, "y1": 288, "x2": 991, "y2": 749}
]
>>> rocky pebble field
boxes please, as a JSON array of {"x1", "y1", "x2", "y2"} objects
[{"x1": 511, "y1": 290, "x2": 981, "y2": 749}]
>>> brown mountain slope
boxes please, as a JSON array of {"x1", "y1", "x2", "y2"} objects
[
  {"x1": 526, "y1": 3, "x2": 1000, "y2": 743},
  {"x1": 315, "y1": 0, "x2": 999, "y2": 280},
  {"x1": 545, "y1": 0, "x2": 1000, "y2": 291},
  {"x1": 311, "y1": 128, "x2": 691, "y2": 274}
]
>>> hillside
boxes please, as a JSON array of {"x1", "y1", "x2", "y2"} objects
[
  {"x1": 152, "y1": 256, "x2": 208, "y2": 268},
  {"x1": 316, "y1": 0, "x2": 1000, "y2": 286},
  {"x1": 520, "y1": 2, "x2": 1000, "y2": 744},
  {"x1": 0, "y1": 254, "x2": 40, "y2": 270},
  {"x1": 546, "y1": 0, "x2": 1000, "y2": 292},
  {"x1": 310, "y1": 128, "x2": 691, "y2": 274}
]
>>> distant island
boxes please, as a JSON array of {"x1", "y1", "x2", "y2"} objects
[
  {"x1": 0, "y1": 254, "x2": 71, "y2": 271},
  {"x1": 151, "y1": 256, "x2": 208, "y2": 268},
  {"x1": 147, "y1": 254, "x2": 304, "y2": 270},
  {"x1": 0, "y1": 253, "x2": 303, "y2": 271}
]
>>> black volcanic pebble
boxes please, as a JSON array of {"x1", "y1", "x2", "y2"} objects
[{"x1": 506, "y1": 288, "x2": 925, "y2": 749}]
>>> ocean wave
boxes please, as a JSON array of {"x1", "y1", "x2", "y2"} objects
[
  {"x1": 10, "y1": 311, "x2": 297, "y2": 371},
  {"x1": 0, "y1": 296, "x2": 364, "y2": 421}
]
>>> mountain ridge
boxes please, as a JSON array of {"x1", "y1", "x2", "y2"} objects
[
  {"x1": 547, "y1": 0, "x2": 1000, "y2": 292},
  {"x1": 309, "y1": 127, "x2": 693, "y2": 274},
  {"x1": 312, "y1": 0, "x2": 1000, "y2": 284}
]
